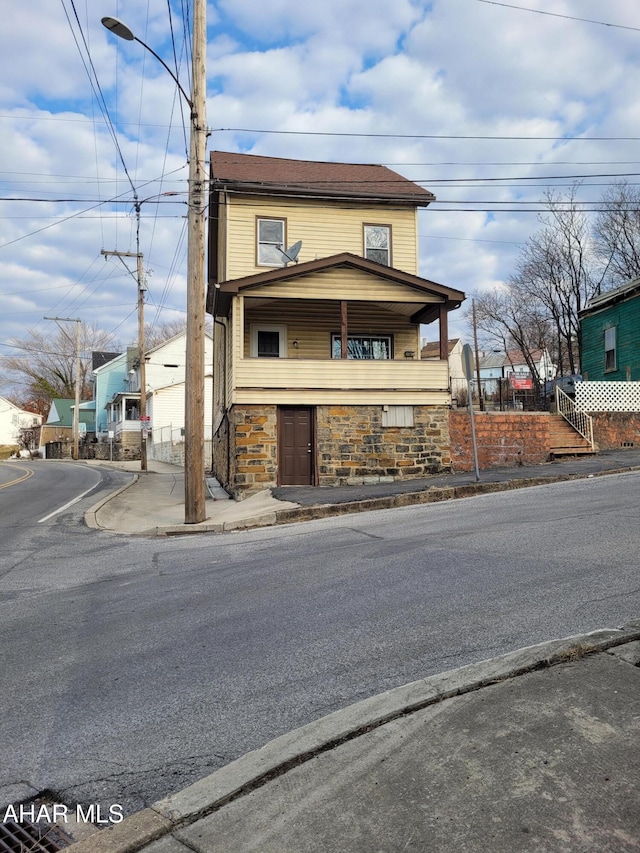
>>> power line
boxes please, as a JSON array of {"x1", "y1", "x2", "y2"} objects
[{"x1": 473, "y1": 0, "x2": 640, "y2": 33}]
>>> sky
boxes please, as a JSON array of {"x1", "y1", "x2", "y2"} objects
[{"x1": 2, "y1": 0, "x2": 640, "y2": 399}]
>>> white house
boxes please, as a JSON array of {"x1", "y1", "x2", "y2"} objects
[
  {"x1": 0, "y1": 396, "x2": 42, "y2": 447},
  {"x1": 421, "y1": 338, "x2": 466, "y2": 398},
  {"x1": 132, "y1": 332, "x2": 213, "y2": 464}
]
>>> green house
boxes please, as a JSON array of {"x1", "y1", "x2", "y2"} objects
[{"x1": 579, "y1": 279, "x2": 640, "y2": 382}]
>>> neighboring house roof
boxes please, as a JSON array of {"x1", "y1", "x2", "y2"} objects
[
  {"x1": 421, "y1": 339, "x2": 460, "y2": 359},
  {"x1": 92, "y1": 351, "x2": 121, "y2": 371},
  {"x1": 504, "y1": 350, "x2": 545, "y2": 367},
  {"x1": 211, "y1": 252, "x2": 465, "y2": 323},
  {"x1": 145, "y1": 329, "x2": 213, "y2": 358},
  {"x1": 46, "y1": 398, "x2": 93, "y2": 427},
  {"x1": 210, "y1": 151, "x2": 435, "y2": 206},
  {"x1": 580, "y1": 277, "x2": 640, "y2": 316},
  {"x1": 47, "y1": 398, "x2": 73, "y2": 426},
  {"x1": 479, "y1": 353, "x2": 506, "y2": 370}
]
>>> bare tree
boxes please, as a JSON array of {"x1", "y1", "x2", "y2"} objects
[
  {"x1": 469, "y1": 287, "x2": 552, "y2": 384},
  {"x1": 594, "y1": 180, "x2": 640, "y2": 287},
  {"x1": 0, "y1": 322, "x2": 119, "y2": 409},
  {"x1": 143, "y1": 319, "x2": 188, "y2": 350},
  {"x1": 469, "y1": 187, "x2": 605, "y2": 375}
]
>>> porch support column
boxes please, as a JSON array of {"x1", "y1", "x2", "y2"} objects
[
  {"x1": 439, "y1": 303, "x2": 449, "y2": 361},
  {"x1": 340, "y1": 300, "x2": 348, "y2": 359}
]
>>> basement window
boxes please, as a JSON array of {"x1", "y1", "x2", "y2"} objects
[{"x1": 382, "y1": 405, "x2": 414, "y2": 427}]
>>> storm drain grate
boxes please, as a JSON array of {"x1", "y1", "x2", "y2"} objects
[{"x1": 0, "y1": 819, "x2": 73, "y2": 852}]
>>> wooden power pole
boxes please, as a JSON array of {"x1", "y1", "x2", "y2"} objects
[{"x1": 101, "y1": 249, "x2": 147, "y2": 472}]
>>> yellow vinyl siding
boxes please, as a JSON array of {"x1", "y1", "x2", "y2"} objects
[
  {"x1": 231, "y1": 358, "x2": 449, "y2": 406},
  {"x1": 243, "y1": 299, "x2": 420, "y2": 359},
  {"x1": 222, "y1": 196, "x2": 418, "y2": 279},
  {"x1": 242, "y1": 266, "x2": 438, "y2": 303}
]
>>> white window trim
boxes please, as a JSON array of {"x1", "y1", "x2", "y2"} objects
[
  {"x1": 257, "y1": 217, "x2": 286, "y2": 267},
  {"x1": 250, "y1": 324, "x2": 287, "y2": 358},
  {"x1": 364, "y1": 224, "x2": 391, "y2": 266},
  {"x1": 604, "y1": 326, "x2": 617, "y2": 372}
]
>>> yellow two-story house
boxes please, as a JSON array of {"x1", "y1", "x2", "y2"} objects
[{"x1": 206, "y1": 151, "x2": 465, "y2": 498}]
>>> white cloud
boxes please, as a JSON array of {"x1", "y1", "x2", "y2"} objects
[{"x1": 3, "y1": 0, "x2": 640, "y2": 391}]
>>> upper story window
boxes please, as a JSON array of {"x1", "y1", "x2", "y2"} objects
[
  {"x1": 364, "y1": 224, "x2": 391, "y2": 266},
  {"x1": 257, "y1": 217, "x2": 286, "y2": 266},
  {"x1": 604, "y1": 326, "x2": 617, "y2": 371}
]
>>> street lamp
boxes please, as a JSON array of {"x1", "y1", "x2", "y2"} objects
[{"x1": 102, "y1": 7, "x2": 208, "y2": 523}]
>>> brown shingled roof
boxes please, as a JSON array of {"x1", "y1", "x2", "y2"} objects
[{"x1": 210, "y1": 151, "x2": 435, "y2": 205}]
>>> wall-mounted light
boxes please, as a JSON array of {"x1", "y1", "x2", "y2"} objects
[
  {"x1": 404, "y1": 350, "x2": 415, "y2": 359},
  {"x1": 292, "y1": 340, "x2": 299, "y2": 348}
]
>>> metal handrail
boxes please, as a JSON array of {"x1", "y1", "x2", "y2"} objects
[{"x1": 555, "y1": 386, "x2": 594, "y2": 449}]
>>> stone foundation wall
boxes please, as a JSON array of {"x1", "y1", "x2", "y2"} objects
[
  {"x1": 80, "y1": 441, "x2": 141, "y2": 462},
  {"x1": 450, "y1": 410, "x2": 550, "y2": 471},
  {"x1": 212, "y1": 417, "x2": 230, "y2": 487},
  {"x1": 316, "y1": 405, "x2": 450, "y2": 486},
  {"x1": 228, "y1": 405, "x2": 278, "y2": 498},
  {"x1": 590, "y1": 411, "x2": 640, "y2": 450}
]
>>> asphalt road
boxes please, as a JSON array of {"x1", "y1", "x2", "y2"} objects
[{"x1": 1, "y1": 463, "x2": 639, "y2": 821}]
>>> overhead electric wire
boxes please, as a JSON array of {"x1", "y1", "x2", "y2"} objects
[{"x1": 473, "y1": 0, "x2": 640, "y2": 33}]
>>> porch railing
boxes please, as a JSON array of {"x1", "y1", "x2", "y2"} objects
[{"x1": 556, "y1": 386, "x2": 594, "y2": 450}]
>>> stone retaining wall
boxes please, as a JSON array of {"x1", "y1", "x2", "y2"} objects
[
  {"x1": 590, "y1": 411, "x2": 640, "y2": 450},
  {"x1": 450, "y1": 410, "x2": 551, "y2": 471}
]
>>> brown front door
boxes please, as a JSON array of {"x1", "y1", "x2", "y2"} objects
[{"x1": 278, "y1": 407, "x2": 314, "y2": 486}]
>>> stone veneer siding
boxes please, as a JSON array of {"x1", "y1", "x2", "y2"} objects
[
  {"x1": 449, "y1": 410, "x2": 550, "y2": 471},
  {"x1": 221, "y1": 403, "x2": 451, "y2": 497},
  {"x1": 316, "y1": 405, "x2": 451, "y2": 486},
  {"x1": 226, "y1": 405, "x2": 279, "y2": 498}
]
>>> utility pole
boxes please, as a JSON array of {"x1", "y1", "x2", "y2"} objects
[
  {"x1": 472, "y1": 299, "x2": 485, "y2": 412},
  {"x1": 101, "y1": 0, "x2": 207, "y2": 519},
  {"x1": 45, "y1": 316, "x2": 81, "y2": 460},
  {"x1": 184, "y1": 0, "x2": 207, "y2": 523},
  {"x1": 101, "y1": 249, "x2": 148, "y2": 472}
]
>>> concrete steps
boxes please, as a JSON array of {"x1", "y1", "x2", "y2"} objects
[{"x1": 549, "y1": 414, "x2": 596, "y2": 456}]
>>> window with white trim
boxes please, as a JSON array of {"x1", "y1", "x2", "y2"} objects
[
  {"x1": 257, "y1": 218, "x2": 286, "y2": 266},
  {"x1": 331, "y1": 334, "x2": 392, "y2": 360},
  {"x1": 364, "y1": 224, "x2": 390, "y2": 266},
  {"x1": 250, "y1": 325, "x2": 287, "y2": 358},
  {"x1": 604, "y1": 326, "x2": 617, "y2": 371}
]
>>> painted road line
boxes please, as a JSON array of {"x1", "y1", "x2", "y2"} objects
[
  {"x1": 38, "y1": 482, "x2": 100, "y2": 523},
  {"x1": 0, "y1": 463, "x2": 34, "y2": 490}
]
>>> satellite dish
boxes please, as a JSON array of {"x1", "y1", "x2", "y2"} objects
[{"x1": 276, "y1": 240, "x2": 302, "y2": 266}]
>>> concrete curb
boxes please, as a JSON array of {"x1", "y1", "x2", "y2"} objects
[
  {"x1": 67, "y1": 620, "x2": 640, "y2": 852},
  {"x1": 157, "y1": 464, "x2": 640, "y2": 536},
  {"x1": 84, "y1": 474, "x2": 139, "y2": 531}
]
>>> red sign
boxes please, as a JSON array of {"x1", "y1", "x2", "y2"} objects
[{"x1": 509, "y1": 375, "x2": 533, "y2": 390}]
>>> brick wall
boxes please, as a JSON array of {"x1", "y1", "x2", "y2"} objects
[
  {"x1": 316, "y1": 405, "x2": 450, "y2": 486},
  {"x1": 450, "y1": 410, "x2": 550, "y2": 471},
  {"x1": 590, "y1": 412, "x2": 640, "y2": 449}
]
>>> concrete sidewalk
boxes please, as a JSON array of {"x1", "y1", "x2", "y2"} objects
[
  {"x1": 68, "y1": 622, "x2": 640, "y2": 852},
  {"x1": 84, "y1": 448, "x2": 640, "y2": 537},
  {"x1": 69, "y1": 454, "x2": 640, "y2": 852}
]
